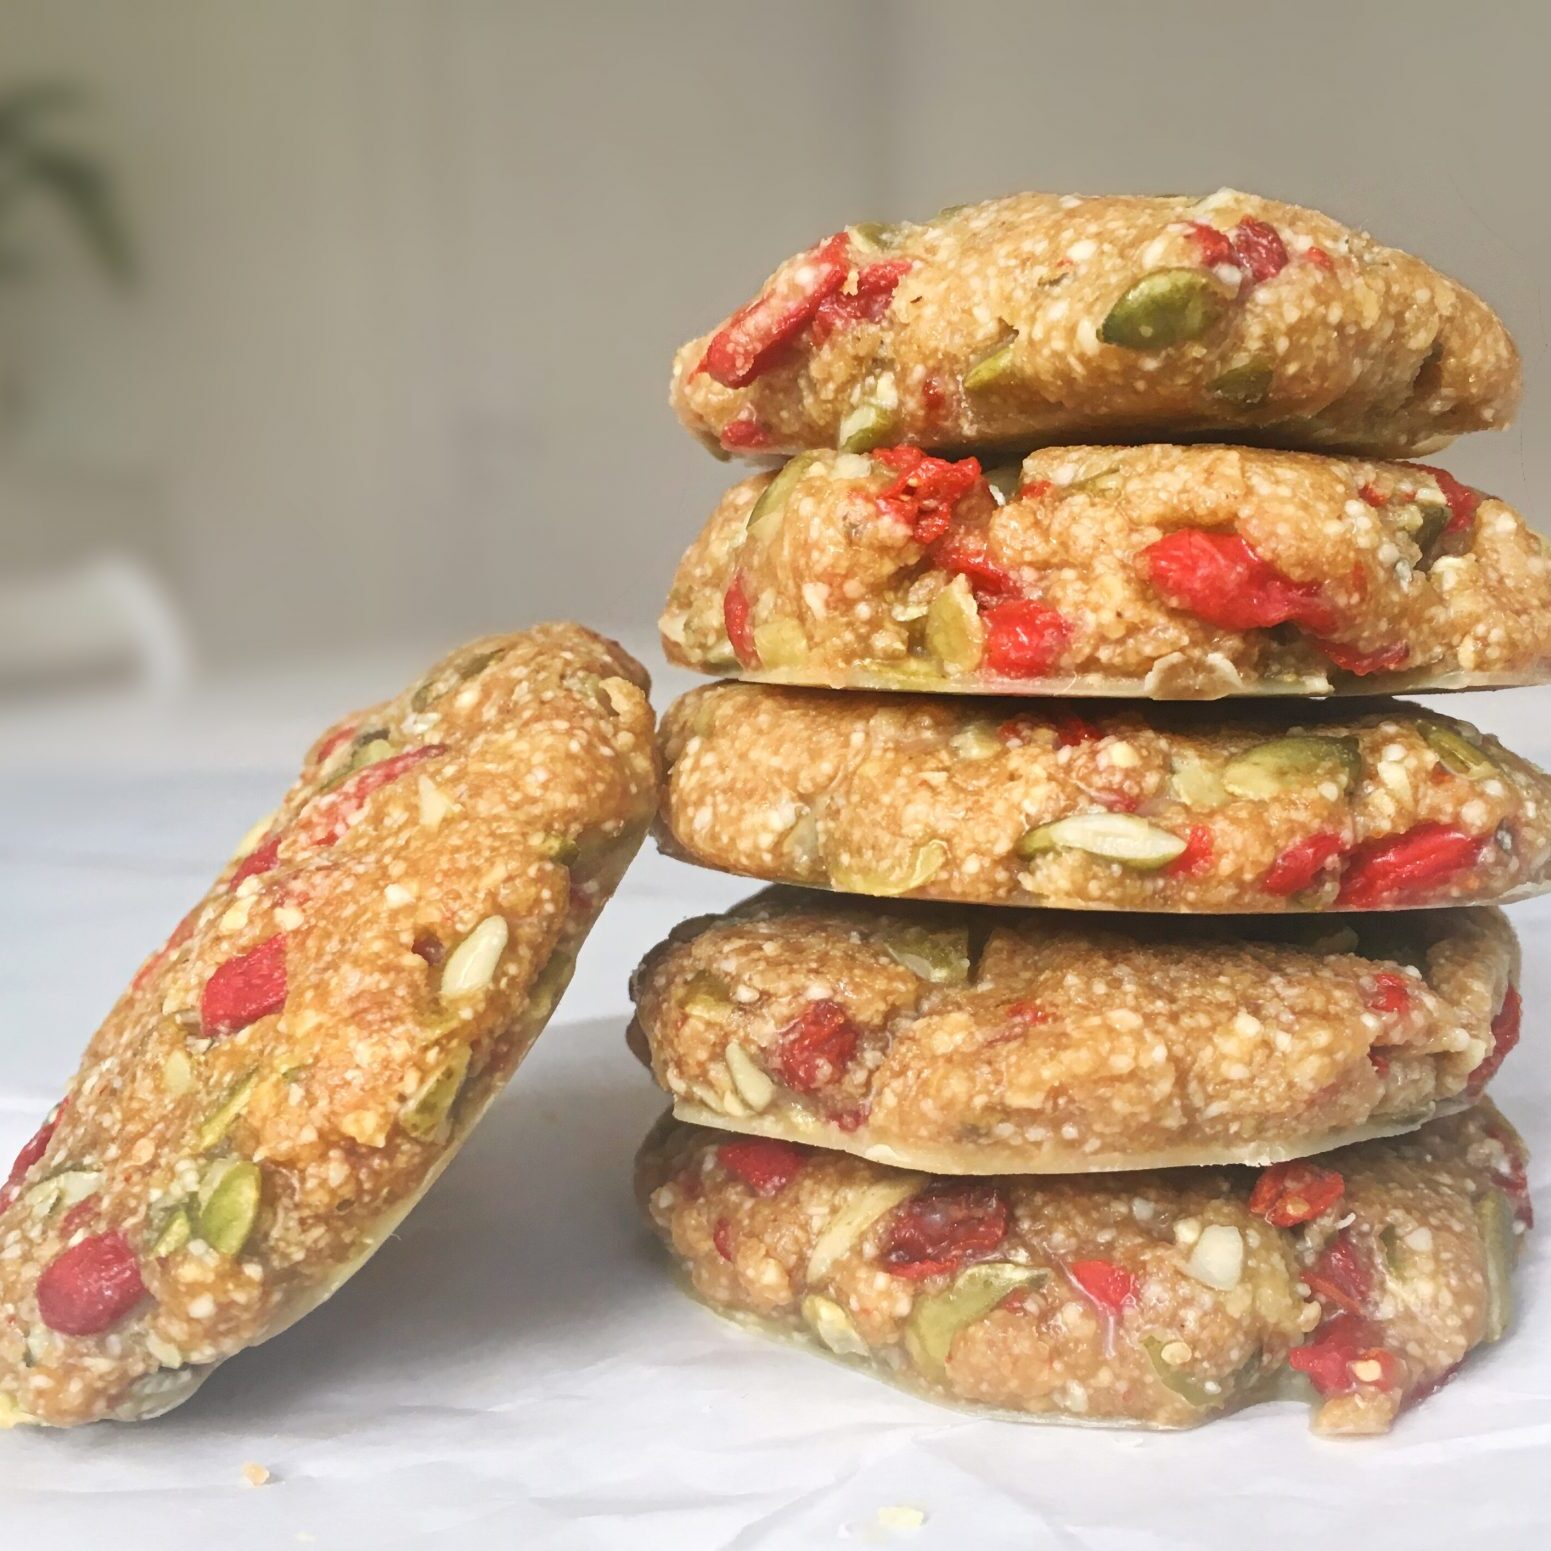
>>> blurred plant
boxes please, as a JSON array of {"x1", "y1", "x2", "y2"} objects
[{"x1": 0, "y1": 81, "x2": 132, "y2": 285}]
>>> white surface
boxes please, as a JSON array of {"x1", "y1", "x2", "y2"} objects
[{"x1": 0, "y1": 663, "x2": 1549, "y2": 1549}]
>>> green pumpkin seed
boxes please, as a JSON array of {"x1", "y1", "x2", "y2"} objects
[
  {"x1": 924, "y1": 576, "x2": 984, "y2": 675},
  {"x1": 962, "y1": 335, "x2": 1018, "y2": 393},
  {"x1": 400, "y1": 1046, "x2": 471, "y2": 1141},
  {"x1": 197, "y1": 1161, "x2": 262, "y2": 1257},
  {"x1": 1099, "y1": 269, "x2": 1230, "y2": 349},
  {"x1": 1170, "y1": 758, "x2": 1228, "y2": 811},
  {"x1": 1422, "y1": 723, "x2": 1499, "y2": 780},
  {"x1": 196, "y1": 1070, "x2": 259, "y2": 1151},
  {"x1": 746, "y1": 453, "x2": 820, "y2": 547},
  {"x1": 1476, "y1": 1190, "x2": 1516, "y2": 1343},
  {"x1": 1017, "y1": 813, "x2": 1186, "y2": 870},
  {"x1": 1221, "y1": 736, "x2": 1362, "y2": 799},
  {"x1": 1145, "y1": 1335, "x2": 1264, "y2": 1410},
  {"x1": 1208, "y1": 360, "x2": 1273, "y2": 408},
  {"x1": 905, "y1": 1262, "x2": 1044, "y2": 1383},
  {"x1": 751, "y1": 618, "x2": 809, "y2": 670},
  {"x1": 682, "y1": 970, "x2": 734, "y2": 1016},
  {"x1": 847, "y1": 221, "x2": 903, "y2": 252},
  {"x1": 1413, "y1": 503, "x2": 1451, "y2": 558},
  {"x1": 829, "y1": 840, "x2": 948, "y2": 897},
  {"x1": 878, "y1": 925, "x2": 972, "y2": 985},
  {"x1": 149, "y1": 1205, "x2": 192, "y2": 1259},
  {"x1": 838, "y1": 397, "x2": 899, "y2": 454},
  {"x1": 801, "y1": 1293, "x2": 870, "y2": 1357}
]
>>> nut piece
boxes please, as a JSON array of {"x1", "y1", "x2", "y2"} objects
[
  {"x1": 801, "y1": 1293, "x2": 870, "y2": 1357},
  {"x1": 440, "y1": 916, "x2": 509, "y2": 1000},
  {"x1": 1184, "y1": 1224, "x2": 1245, "y2": 1291},
  {"x1": 724, "y1": 1042, "x2": 776, "y2": 1113}
]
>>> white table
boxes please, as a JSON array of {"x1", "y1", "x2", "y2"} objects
[{"x1": 0, "y1": 657, "x2": 1547, "y2": 1549}]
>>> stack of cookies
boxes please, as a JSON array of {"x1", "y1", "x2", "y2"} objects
[{"x1": 632, "y1": 192, "x2": 1551, "y2": 1434}]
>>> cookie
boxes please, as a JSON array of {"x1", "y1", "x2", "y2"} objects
[
  {"x1": 630, "y1": 889, "x2": 1519, "y2": 1171},
  {"x1": 662, "y1": 444, "x2": 1551, "y2": 698},
  {"x1": 658, "y1": 686, "x2": 1551, "y2": 913},
  {"x1": 0, "y1": 624, "x2": 656, "y2": 1427},
  {"x1": 670, "y1": 191, "x2": 1519, "y2": 460},
  {"x1": 638, "y1": 1102, "x2": 1529, "y2": 1434}
]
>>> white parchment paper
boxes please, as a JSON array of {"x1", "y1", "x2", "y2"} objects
[{"x1": 0, "y1": 671, "x2": 1546, "y2": 1550}]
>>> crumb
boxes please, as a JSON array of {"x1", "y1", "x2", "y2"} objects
[
  {"x1": 876, "y1": 1505, "x2": 926, "y2": 1531},
  {"x1": 242, "y1": 1462, "x2": 272, "y2": 1488}
]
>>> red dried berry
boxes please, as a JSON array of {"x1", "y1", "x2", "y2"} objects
[
  {"x1": 1264, "y1": 832, "x2": 1349, "y2": 897},
  {"x1": 880, "y1": 1182, "x2": 1008, "y2": 1280},
  {"x1": 1289, "y1": 1313, "x2": 1398, "y2": 1397},
  {"x1": 0, "y1": 1105, "x2": 64, "y2": 1216},
  {"x1": 810, "y1": 256, "x2": 912, "y2": 344},
  {"x1": 1315, "y1": 637, "x2": 1410, "y2": 677},
  {"x1": 873, "y1": 446, "x2": 984, "y2": 546},
  {"x1": 981, "y1": 599, "x2": 1071, "y2": 678},
  {"x1": 1468, "y1": 984, "x2": 1521, "y2": 1095},
  {"x1": 36, "y1": 1231, "x2": 147, "y2": 1336},
  {"x1": 1302, "y1": 1231, "x2": 1372, "y2": 1315},
  {"x1": 773, "y1": 999, "x2": 860, "y2": 1093},
  {"x1": 712, "y1": 1219, "x2": 735, "y2": 1261},
  {"x1": 1250, "y1": 1162, "x2": 1346, "y2": 1227},
  {"x1": 700, "y1": 232, "x2": 853, "y2": 387},
  {"x1": 1142, "y1": 530, "x2": 1340, "y2": 637},
  {"x1": 719, "y1": 414, "x2": 771, "y2": 450},
  {"x1": 200, "y1": 933, "x2": 289, "y2": 1038},
  {"x1": 1336, "y1": 824, "x2": 1484, "y2": 909},
  {"x1": 1017, "y1": 479, "x2": 1054, "y2": 502},
  {"x1": 311, "y1": 722, "x2": 359, "y2": 770},
  {"x1": 1231, "y1": 218, "x2": 1289, "y2": 284},
  {"x1": 1166, "y1": 824, "x2": 1215, "y2": 877},
  {"x1": 1403, "y1": 463, "x2": 1484, "y2": 536},
  {"x1": 1357, "y1": 483, "x2": 1388, "y2": 508},
  {"x1": 1188, "y1": 222, "x2": 1237, "y2": 270},
  {"x1": 298, "y1": 745, "x2": 448, "y2": 849},
  {"x1": 717, "y1": 1137, "x2": 806, "y2": 1197},
  {"x1": 934, "y1": 530, "x2": 1018, "y2": 600},
  {"x1": 1068, "y1": 1258, "x2": 1139, "y2": 1315},
  {"x1": 1006, "y1": 1000, "x2": 1050, "y2": 1029},
  {"x1": 1304, "y1": 246, "x2": 1336, "y2": 272},
  {"x1": 722, "y1": 574, "x2": 758, "y2": 668},
  {"x1": 1366, "y1": 972, "x2": 1413, "y2": 1015},
  {"x1": 231, "y1": 835, "x2": 281, "y2": 887}
]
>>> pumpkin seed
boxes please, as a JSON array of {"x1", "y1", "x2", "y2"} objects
[
  {"x1": 196, "y1": 1070, "x2": 259, "y2": 1150},
  {"x1": 1099, "y1": 269, "x2": 1229, "y2": 349},
  {"x1": 905, "y1": 1262, "x2": 1044, "y2": 1383},
  {"x1": 962, "y1": 334, "x2": 1018, "y2": 393},
  {"x1": 197, "y1": 1160, "x2": 262, "y2": 1256},
  {"x1": 1170, "y1": 757, "x2": 1228, "y2": 811},
  {"x1": 1145, "y1": 1335, "x2": 1263, "y2": 1409},
  {"x1": 752, "y1": 618, "x2": 809, "y2": 670},
  {"x1": 150, "y1": 1204, "x2": 192, "y2": 1259},
  {"x1": 829, "y1": 840, "x2": 949, "y2": 897},
  {"x1": 838, "y1": 383, "x2": 899, "y2": 452},
  {"x1": 878, "y1": 924, "x2": 971, "y2": 985},
  {"x1": 1422, "y1": 723, "x2": 1499, "y2": 780},
  {"x1": 746, "y1": 452, "x2": 820, "y2": 547},
  {"x1": 1476, "y1": 1189, "x2": 1516, "y2": 1342},
  {"x1": 801, "y1": 1294, "x2": 870, "y2": 1357},
  {"x1": 1017, "y1": 813, "x2": 1186, "y2": 870},
  {"x1": 806, "y1": 1177, "x2": 926, "y2": 1282},
  {"x1": 924, "y1": 576, "x2": 984, "y2": 675},
  {"x1": 400, "y1": 1046, "x2": 472, "y2": 1141},
  {"x1": 1207, "y1": 360, "x2": 1273, "y2": 408},
  {"x1": 682, "y1": 970, "x2": 734, "y2": 1016},
  {"x1": 1222, "y1": 736, "x2": 1361, "y2": 798}
]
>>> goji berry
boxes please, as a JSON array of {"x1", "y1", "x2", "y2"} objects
[
  {"x1": 718, "y1": 1137, "x2": 806, "y2": 1197},
  {"x1": 1017, "y1": 479, "x2": 1053, "y2": 502},
  {"x1": 935, "y1": 531, "x2": 1018, "y2": 600},
  {"x1": 231, "y1": 835, "x2": 281, "y2": 887},
  {"x1": 722, "y1": 574, "x2": 758, "y2": 668},
  {"x1": 713, "y1": 1219, "x2": 735, "y2": 1261},
  {"x1": 1366, "y1": 972, "x2": 1413, "y2": 1015},
  {"x1": 1289, "y1": 1313, "x2": 1398, "y2": 1397},
  {"x1": 1357, "y1": 483, "x2": 1388, "y2": 508},
  {"x1": 36, "y1": 1231, "x2": 147, "y2": 1336},
  {"x1": 1304, "y1": 246, "x2": 1336, "y2": 272},
  {"x1": 1006, "y1": 1000, "x2": 1049, "y2": 1028},
  {"x1": 1302, "y1": 1231, "x2": 1372, "y2": 1315},
  {"x1": 719, "y1": 413, "x2": 771, "y2": 450},
  {"x1": 880, "y1": 1182, "x2": 1008, "y2": 1280},
  {"x1": 1264, "y1": 832, "x2": 1349, "y2": 897},
  {"x1": 0, "y1": 1105, "x2": 64, "y2": 1216},
  {"x1": 1166, "y1": 824, "x2": 1214, "y2": 877},
  {"x1": 1188, "y1": 222, "x2": 1237, "y2": 269},
  {"x1": 700, "y1": 232, "x2": 853, "y2": 387},
  {"x1": 1315, "y1": 637, "x2": 1410, "y2": 676},
  {"x1": 1468, "y1": 984, "x2": 1521, "y2": 1095},
  {"x1": 201, "y1": 934, "x2": 289, "y2": 1037},
  {"x1": 1336, "y1": 824, "x2": 1483, "y2": 909},
  {"x1": 1403, "y1": 463, "x2": 1484, "y2": 536},
  {"x1": 874, "y1": 446, "x2": 984, "y2": 546},
  {"x1": 1069, "y1": 1258, "x2": 1139, "y2": 1314},
  {"x1": 1231, "y1": 218, "x2": 1289, "y2": 284},
  {"x1": 1250, "y1": 1162, "x2": 1345, "y2": 1227},
  {"x1": 1142, "y1": 530, "x2": 1340, "y2": 637},
  {"x1": 774, "y1": 999, "x2": 860, "y2": 1093},
  {"x1": 981, "y1": 599, "x2": 1071, "y2": 678},
  {"x1": 810, "y1": 256, "x2": 912, "y2": 344}
]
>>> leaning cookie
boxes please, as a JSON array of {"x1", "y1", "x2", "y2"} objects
[
  {"x1": 663, "y1": 444, "x2": 1551, "y2": 698},
  {"x1": 630, "y1": 890, "x2": 1519, "y2": 1173},
  {"x1": 670, "y1": 191, "x2": 1519, "y2": 460},
  {"x1": 638, "y1": 1103, "x2": 1529, "y2": 1435},
  {"x1": 658, "y1": 686, "x2": 1551, "y2": 913},
  {"x1": 0, "y1": 624, "x2": 656, "y2": 1428}
]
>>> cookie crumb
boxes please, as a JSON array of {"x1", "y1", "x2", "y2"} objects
[
  {"x1": 876, "y1": 1505, "x2": 926, "y2": 1531},
  {"x1": 242, "y1": 1462, "x2": 271, "y2": 1488}
]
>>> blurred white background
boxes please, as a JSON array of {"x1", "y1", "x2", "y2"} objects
[{"x1": 0, "y1": 0, "x2": 1545, "y2": 686}]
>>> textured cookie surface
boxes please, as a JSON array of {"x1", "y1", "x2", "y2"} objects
[
  {"x1": 631, "y1": 890, "x2": 1520, "y2": 1171},
  {"x1": 663, "y1": 444, "x2": 1551, "y2": 698},
  {"x1": 658, "y1": 686, "x2": 1551, "y2": 913},
  {"x1": 0, "y1": 624, "x2": 656, "y2": 1427},
  {"x1": 671, "y1": 191, "x2": 1519, "y2": 459},
  {"x1": 638, "y1": 1103, "x2": 1529, "y2": 1434}
]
